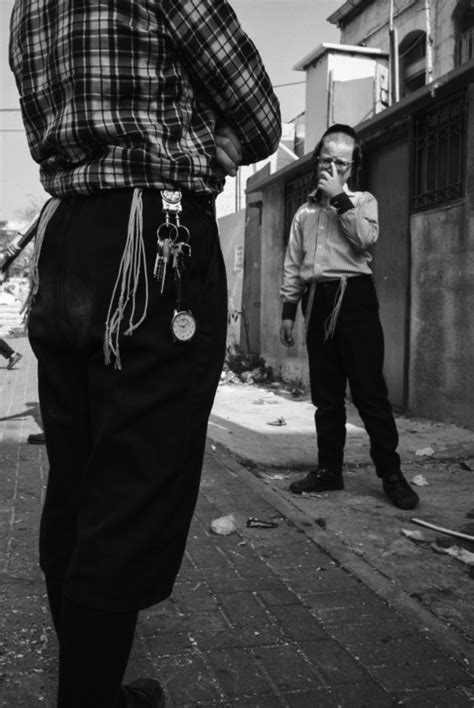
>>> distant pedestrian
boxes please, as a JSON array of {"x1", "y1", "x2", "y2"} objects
[
  {"x1": 0, "y1": 244, "x2": 23, "y2": 369},
  {"x1": 280, "y1": 124, "x2": 419, "y2": 511},
  {"x1": 0, "y1": 246, "x2": 23, "y2": 370},
  {"x1": 0, "y1": 338, "x2": 22, "y2": 369},
  {"x1": 10, "y1": 1, "x2": 281, "y2": 706}
]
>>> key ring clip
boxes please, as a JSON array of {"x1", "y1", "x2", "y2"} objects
[
  {"x1": 156, "y1": 221, "x2": 178, "y2": 244},
  {"x1": 175, "y1": 222, "x2": 190, "y2": 244}
]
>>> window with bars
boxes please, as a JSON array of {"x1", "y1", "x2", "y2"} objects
[
  {"x1": 454, "y1": 1, "x2": 474, "y2": 67},
  {"x1": 456, "y1": 26, "x2": 474, "y2": 65},
  {"x1": 412, "y1": 94, "x2": 465, "y2": 211},
  {"x1": 399, "y1": 31, "x2": 426, "y2": 97}
]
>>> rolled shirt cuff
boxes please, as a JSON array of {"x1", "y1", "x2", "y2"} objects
[
  {"x1": 330, "y1": 192, "x2": 354, "y2": 214},
  {"x1": 282, "y1": 301, "x2": 298, "y2": 320}
]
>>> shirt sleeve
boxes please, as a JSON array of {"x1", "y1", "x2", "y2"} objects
[
  {"x1": 280, "y1": 208, "x2": 306, "y2": 317},
  {"x1": 338, "y1": 192, "x2": 379, "y2": 251},
  {"x1": 162, "y1": 0, "x2": 282, "y2": 164}
]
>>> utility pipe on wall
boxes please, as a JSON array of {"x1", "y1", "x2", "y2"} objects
[{"x1": 424, "y1": 0, "x2": 434, "y2": 83}]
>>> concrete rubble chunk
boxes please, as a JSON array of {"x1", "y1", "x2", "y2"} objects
[{"x1": 210, "y1": 514, "x2": 237, "y2": 536}]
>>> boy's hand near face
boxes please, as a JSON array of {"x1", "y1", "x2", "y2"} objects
[{"x1": 317, "y1": 162, "x2": 346, "y2": 199}]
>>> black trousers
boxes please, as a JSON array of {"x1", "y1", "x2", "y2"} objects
[
  {"x1": 28, "y1": 189, "x2": 227, "y2": 612},
  {"x1": 0, "y1": 338, "x2": 14, "y2": 359},
  {"x1": 305, "y1": 275, "x2": 400, "y2": 477}
]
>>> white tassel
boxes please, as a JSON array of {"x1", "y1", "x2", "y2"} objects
[
  {"x1": 103, "y1": 188, "x2": 149, "y2": 370},
  {"x1": 324, "y1": 276, "x2": 347, "y2": 341},
  {"x1": 304, "y1": 281, "x2": 317, "y2": 332}
]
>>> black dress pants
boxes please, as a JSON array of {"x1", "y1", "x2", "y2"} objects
[
  {"x1": 305, "y1": 275, "x2": 400, "y2": 477},
  {"x1": 0, "y1": 337, "x2": 14, "y2": 359},
  {"x1": 28, "y1": 188, "x2": 227, "y2": 612}
]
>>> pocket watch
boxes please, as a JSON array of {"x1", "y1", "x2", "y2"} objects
[{"x1": 171, "y1": 309, "x2": 197, "y2": 342}]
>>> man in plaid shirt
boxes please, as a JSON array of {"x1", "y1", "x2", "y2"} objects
[{"x1": 9, "y1": 2, "x2": 281, "y2": 706}]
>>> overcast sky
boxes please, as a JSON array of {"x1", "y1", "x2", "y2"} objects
[{"x1": 0, "y1": 0, "x2": 342, "y2": 221}]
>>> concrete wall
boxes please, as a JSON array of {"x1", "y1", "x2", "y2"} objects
[
  {"x1": 259, "y1": 181, "x2": 285, "y2": 368},
  {"x1": 240, "y1": 186, "x2": 263, "y2": 353},
  {"x1": 409, "y1": 204, "x2": 474, "y2": 426},
  {"x1": 244, "y1": 176, "x2": 310, "y2": 386},
  {"x1": 217, "y1": 210, "x2": 246, "y2": 346},
  {"x1": 409, "y1": 82, "x2": 474, "y2": 428},
  {"x1": 340, "y1": 0, "x2": 420, "y2": 51}
]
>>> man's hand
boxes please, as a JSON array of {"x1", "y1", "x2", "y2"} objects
[
  {"x1": 280, "y1": 319, "x2": 295, "y2": 348},
  {"x1": 214, "y1": 123, "x2": 242, "y2": 179},
  {"x1": 317, "y1": 162, "x2": 345, "y2": 199}
]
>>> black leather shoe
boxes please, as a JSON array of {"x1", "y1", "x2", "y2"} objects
[
  {"x1": 382, "y1": 472, "x2": 419, "y2": 510},
  {"x1": 27, "y1": 432, "x2": 46, "y2": 444},
  {"x1": 123, "y1": 678, "x2": 165, "y2": 707},
  {"x1": 289, "y1": 467, "x2": 344, "y2": 494}
]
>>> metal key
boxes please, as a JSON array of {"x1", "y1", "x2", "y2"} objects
[
  {"x1": 153, "y1": 236, "x2": 164, "y2": 281},
  {"x1": 171, "y1": 241, "x2": 191, "y2": 272},
  {"x1": 154, "y1": 237, "x2": 171, "y2": 293}
]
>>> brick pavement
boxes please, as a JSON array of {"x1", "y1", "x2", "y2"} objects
[{"x1": 1, "y1": 340, "x2": 473, "y2": 707}]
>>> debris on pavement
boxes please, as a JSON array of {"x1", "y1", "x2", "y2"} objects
[
  {"x1": 210, "y1": 514, "x2": 237, "y2": 536},
  {"x1": 401, "y1": 528, "x2": 426, "y2": 541},
  {"x1": 266, "y1": 473, "x2": 287, "y2": 480},
  {"x1": 246, "y1": 517, "x2": 278, "y2": 529},
  {"x1": 431, "y1": 543, "x2": 474, "y2": 566},
  {"x1": 415, "y1": 446, "x2": 435, "y2": 456},
  {"x1": 411, "y1": 474, "x2": 429, "y2": 486},
  {"x1": 315, "y1": 518, "x2": 327, "y2": 529},
  {"x1": 266, "y1": 417, "x2": 286, "y2": 426},
  {"x1": 411, "y1": 517, "x2": 474, "y2": 543}
]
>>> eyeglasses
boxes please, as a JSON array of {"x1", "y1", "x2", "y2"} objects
[{"x1": 316, "y1": 157, "x2": 353, "y2": 170}]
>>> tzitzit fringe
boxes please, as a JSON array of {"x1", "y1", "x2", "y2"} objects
[
  {"x1": 304, "y1": 281, "x2": 317, "y2": 333},
  {"x1": 103, "y1": 188, "x2": 149, "y2": 370},
  {"x1": 21, "y1": 197, "x2": 61, "y2": 322},
  {"x1": 324, "y1": 275, "x2": 348, "y2": 341}
]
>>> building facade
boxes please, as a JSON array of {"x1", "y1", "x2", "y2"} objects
[{"x1": 242, "y1": 0, "x2": 474, "y2": 429}]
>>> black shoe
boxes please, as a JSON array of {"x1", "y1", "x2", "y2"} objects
[
  {"x1": 27, "y1": 432, "x2": 46, "y2": 444},
  {"x1": 6, "y1": 352, "x2": 22, "y2": 370},
  {"x1": 122, "y1": 678, "x2": 165, "y2": 707},
  {"x1": 382, "y1": 472, "x2": 419, "y2": 510},
  {"x1": 289, "y1": 467, "x2": 344, "y2": 494}
]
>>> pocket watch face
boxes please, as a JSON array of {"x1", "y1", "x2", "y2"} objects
[{"x1": 171, "y1": 310, "x2": 196, "y2": 342}]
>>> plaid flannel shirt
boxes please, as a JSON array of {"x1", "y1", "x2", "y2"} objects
[{"x1": 9, "y1": 0, "x2": 281, "y2": 198}]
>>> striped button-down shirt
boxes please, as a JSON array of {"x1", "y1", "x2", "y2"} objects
[
  {"x1": 280, "y1": 188, "x2": 378, "y2": 312},
  {"x1": 9, "y1": 0, "x2": 281, "y2": 198}
]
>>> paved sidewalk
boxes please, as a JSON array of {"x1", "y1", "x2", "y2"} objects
[{"x1": 1, "y1": 341, "x2": 473, "y2": 706}]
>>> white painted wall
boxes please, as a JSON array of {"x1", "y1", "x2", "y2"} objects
[{"x1": 304, "y1": 51, "x2": 388, "y2": 152}]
